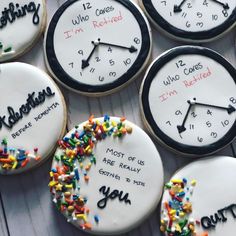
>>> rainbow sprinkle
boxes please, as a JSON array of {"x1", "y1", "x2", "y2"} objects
[
  {"x1": 160, "y1": 178, "x2": 208, "y2": 236},
  {"x1": 0, "y1": 42, "x2": 14, "y2": 57},
  {"x1": 0, "y1": 138, "x2": 41, "y2": 171},
  {"x1": 49, "y1": 115, "x2": 132, "y2": 230}
]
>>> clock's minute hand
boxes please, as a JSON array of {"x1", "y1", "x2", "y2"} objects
[
  {"x1": 174, "y1": 0, "x2": 188, "y2": 13},
  {"x1": 177, "y1": 99, "x2": 194, "y2": 134},
  {"x1": 81, "y1": 39, "x2": 100, "y2": 69},
  {"x1": 192, "y1": 101, "x2": 235, "y2": 114},
  {"x1": 94, "y1": 41, "x2": 137, "y2": 53},
  {"x1": 209, "y1": 0, "x2": 229, "y2": 9}
]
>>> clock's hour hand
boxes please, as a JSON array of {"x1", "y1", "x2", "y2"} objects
[
  {"x1": 174, "y1": 0, "x2": 188, "y2": 13},
  {"x1": 192, "y1": 101, "x2": 235, "y2": 114},
  {"x1": 177, "y1": 99, "x2": 194, "y2": 134},
  {"x1": 81, "y1": 39, "x2": 100, "y2": 69},
  {"x1": 209, "y1": 0, "x2": 229, "y2": 9},
  {"x1": 94, "y1": 41, "x2": 137, "y2": 53}
]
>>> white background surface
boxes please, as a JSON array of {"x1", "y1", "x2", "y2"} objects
[{"x1": 0, "y1": 0, "x2": 235, "y2": 236}]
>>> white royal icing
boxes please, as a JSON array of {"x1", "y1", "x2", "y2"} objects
[
  {"x1": 45, "y1": 0, "x2": 151, "y2": 93},
  {"x1": 142, "y1": 47, "x2": 236, "y2": 151},
  {"x1": 0, "y1": 0, "x2": 46, "y2": 62},
  {"x1": 161, "y1": 156, "x2": 236, "y2": 236},
  {"x1": 0, "y1": 62, "x2": 66, "y2": 174},
  {"x1": 50, "y1": 117, "x2": 163, "y2": 235},
  {"x1": 147, "y1": 0, "x2": 235, "y2": 32}
]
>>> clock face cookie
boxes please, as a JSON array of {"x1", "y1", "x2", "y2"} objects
[
  {"x1": 140, "y1": 46, "x2": 236, "y2": 156},
  {"x1": 45, "y1": 0, "x2": 152, "y2": 96},
  {"x1": 139, "y1": 0, "x2": 236, "y2": 42},
  {"x1": 0, "y1": 0, "x2": 47, "y2": 62},
  {"x1": 49, "y1": 116, "x2": 163, "y2": 235},
  {"x1": 160, "y1": 156, "x2": 236, "y2": 236},
  {"x1": 0, "y1": 63, "x2": 67, "y2": 174}
]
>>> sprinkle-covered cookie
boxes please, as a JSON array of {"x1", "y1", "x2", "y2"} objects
[
  {"x1": 0, "y1": 62, "x2": 67, "y2": 174},
  {"x1": 160, "y1": 156, "x2": 236, "y2": 236},
  {"x1": 49, "y1": 116, "x2": 163, "y2": 235}
]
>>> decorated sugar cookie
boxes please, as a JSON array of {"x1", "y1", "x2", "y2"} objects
[
  {"x1": 160, "y1": 156, "x2": 236, "y2": 236},
  {"x1": 49, "y1": 116, "x2": 163, "y2": 234},
  {"x1": 0, "y1": 63, "x2": 67, "y2": 174},
  {"x1": 140, "y1": 46, "x2": 236, "y2": 156},
  {"x1": 139, "y1": 0, "x2": 236, "y2": 42},
  {"x1": 44, "y1": 0, "x2": 152, "y2": 96},
  {"x1": 0, "y1": 0, "x2": 46, "y2": 62}
]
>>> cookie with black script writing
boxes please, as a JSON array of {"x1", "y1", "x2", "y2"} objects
[
  {"x1": 0, "y1": 0, "x2": 47, "y2": 62},
  {"x1": 160, "y1": 156, "x2": 236, "y2": 236},
  {"x1": 49, "y1": 116, "x2": 163, "y2": 234},
  {"x1": 0, "y1": 62, "x2": 67, "y2": 174}
]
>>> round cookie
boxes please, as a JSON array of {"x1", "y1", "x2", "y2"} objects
[
  {"x1": 0, "y1": 62, "x2": 67, "y2": 174},
  {"x1": 138, "y1": 0, "x2": 236, "y2": 42},
  {"x1": 140, "y1": 46, "x2": 236, "y2": 156},
  {"x1": 0, "y1": 0, "x2": 46, "y2": 62},
  {"x1": 49, "y1": 116, "x2": 163, "y2": 235},
  {"x1": 160, "y1": 156, "x2": 236, "y2": 236},
  {"x1": 44, "y1": 0, "x2": 152, "y2": 96}
]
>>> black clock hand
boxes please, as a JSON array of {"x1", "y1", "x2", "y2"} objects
[
  {"x1": 209, "y1": 0, "x2": 229, "y2": 9},
  {"x1": 174, "y1": 0, "x2": 188, "y2": 13},
  {"x1": 82, "y1": 39, "x2": 100, "y2": 69},
  {"x1": 193, "y1": 101, "x2": 235, "y2": 114},
  {"x1": 93, "y1": 41, "x2": 137, "y2": 53},
  {"x1": 177, "y1": 100, "x2": 193, "y2": 134}
]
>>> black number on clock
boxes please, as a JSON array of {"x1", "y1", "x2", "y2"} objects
[
  {"x1": 187, "y1": 3, "x2": 192, "y2": 8},
  {"x1": 196, "y1": 22, "x2": 204, "y2": 28},
  {"x1": 221, "y1": 120, "x2": 229, "y2": 127},
  {"x1": 189, "y1": 124, "x2": 194, "y2": 130},
  {"x1": 191, "y1": 112, "x2": 197, "y2": 118},
  {"x1": 161, "y1": 1, "x2": 167, "y2": 6},
  {"x1": 186, "y1": 21, "x2": 191, "y2": 28},
  {"x1": 198, "y1": 137, "x2": 203, "y2": 142},
  {"x1": 109, "y1": 72, "x2": 116, "y2": 77},
  {"x1": 134, "y1": 37, "x2": 141, "y2": 44},
  {"x1": 69, "y1": 62, "x2": 74, "y2": 68},
  {"x1": 197, "y1": 12, "x2": 203, "y2": 18},
  {"x1": 95, "y1": 57, "x2": 101, "y2": 62},
  {"x1": 207, "y1": 109, "x2": 213, "y2": 115},
  {"x1": 212, "y1": 15, "x2": 218, "y2": 21},
  {"x1": 166, "y1": 121, "x2": 171, "y2": 126},
  {"x1": 203, "y1": 0, "x2": 208, "y2": 6},
  {"x1": 78, "y1": 50, "x2": 84, "y2": 56},
  {"x1": 83, "y1": 2, "x2": 92, "y2": 10},
  {"x1": 175, "y1": 60, "x2": 186, "y2": 68},
  {"x1": 109, "y1": 59, "x2": 115, "y2": 66},
  {"x1": 206, "y1": 121, "x2": 212, "y2": 127},
  {"x1": 211, "y1": 132, "x2": 218, "y2": 138},
  {"x1": 175, "y1": 110, "x2": 182, "y2": 115},
  {"x1": 222, "y1": 9, "x2": 228, "y2": 17},
  {"x1": 90, "y1": 68, "x2": 95, "y2": 73},
  {"x1": 182, "y1": 12, "x2": 187, "y2": 18},
  {"x1": 108, "y1": 47, "x2": 112, "y2": 53},
  {"x1": 230, "y1": 97, "x2": 236, "y2": 104},
  {"x1": 124, "y1": 58, "x2": 131, "y2": 66},
  {"x1": 99, "y1": 76, "x2": 104, "y2": 82}
]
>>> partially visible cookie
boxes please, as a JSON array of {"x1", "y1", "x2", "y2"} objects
[
  {"x1": 160, "y1": 156, "x2": 236, "y2": 236},
  {"x1": 0, "y1": 0, "x2": 46, "y2": 62},
  {"x1": 0, "y1": 62, "x2": 67, "y2": 174}
]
